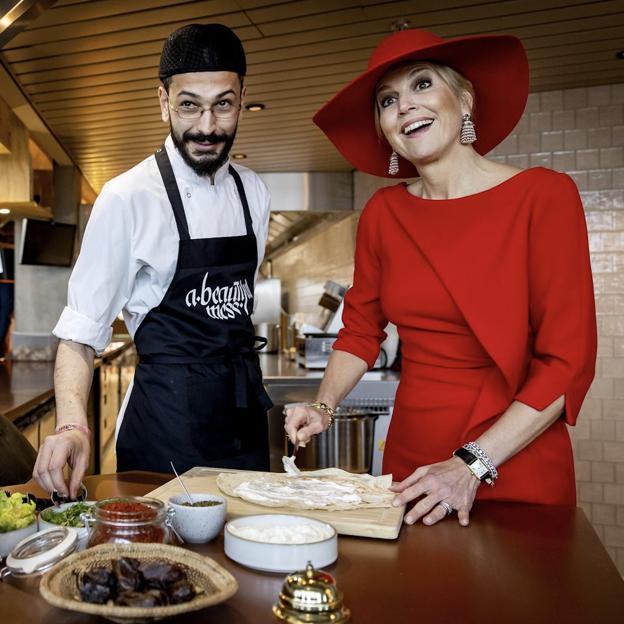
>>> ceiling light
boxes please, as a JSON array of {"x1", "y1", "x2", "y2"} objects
[
  {"x1": 391, "y1": 19, "x2": 411, "y2": 32},
  {"x1": 232, "y1": 153, "x2": 247, "y2": 160},
  {"x1": 0, "y1": 208, "x2": 11, "y2": 215},
  {"x1": 245, "y1": 103, "x2": 265, "y2": 112},
  {"x1": 0, "y1": 0, "x2": 31, "y2": 33}
]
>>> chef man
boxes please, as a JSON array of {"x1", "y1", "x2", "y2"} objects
[{"x1": 33, "y1": 24, "x2": 273, "y2": 497}]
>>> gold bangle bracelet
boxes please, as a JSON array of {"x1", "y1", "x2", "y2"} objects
[{"x1": 308, "y1": 402, "x2": 336, "y2": 429}]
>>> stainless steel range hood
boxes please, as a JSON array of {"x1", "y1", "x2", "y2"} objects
[
  {"x1": 259, "y1": 172, "x2": 352, "y2": 213},
  {"x1": 258, "y1": 172, "x2": 354, "y2": 261}
]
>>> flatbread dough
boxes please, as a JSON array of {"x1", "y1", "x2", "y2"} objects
[{"x1": 216, "y1": 468, "x2": 394, "y2": 511}]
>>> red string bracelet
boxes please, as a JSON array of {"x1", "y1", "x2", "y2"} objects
[{"x1": 55, "y1": 423, "x2": 91, "y2": 438}]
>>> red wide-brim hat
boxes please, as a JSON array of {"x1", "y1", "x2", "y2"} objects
[{"x1": 313, "y1": 29, "x2": 529, "y2": 179}]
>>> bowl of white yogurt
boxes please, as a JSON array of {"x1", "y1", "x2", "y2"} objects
[{"x1": 224, "y1": 514, "x2": 337, "y2": 573}]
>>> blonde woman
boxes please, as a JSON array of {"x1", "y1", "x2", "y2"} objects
[{"x1": 285, "y1": 29, "x2": 596, "y2": 527}]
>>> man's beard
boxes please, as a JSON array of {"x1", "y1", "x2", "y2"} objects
[{"x1": 170, "y1": 123, "x2": 237, "y2": 177}]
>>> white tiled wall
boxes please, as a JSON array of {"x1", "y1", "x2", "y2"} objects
[{"x1": 488, "y1": 85, "x2": 624, "y2": 577}]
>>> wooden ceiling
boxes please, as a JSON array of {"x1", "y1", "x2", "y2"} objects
[{"x1": 1, "y1": 0, "x2": 623, "y2": 192}]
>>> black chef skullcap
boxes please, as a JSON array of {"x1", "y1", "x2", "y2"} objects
[{"x1": 159, "y1": 23, "x2": 246, "y2": 81}]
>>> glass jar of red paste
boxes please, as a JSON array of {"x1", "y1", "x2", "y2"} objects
[{"x1": 85, "y1": 497, "x2": 172, "y2": 547}]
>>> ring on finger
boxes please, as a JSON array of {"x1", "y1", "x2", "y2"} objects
[{"x1": 438, "y1": 501, "x2": 454, "y2": 516}]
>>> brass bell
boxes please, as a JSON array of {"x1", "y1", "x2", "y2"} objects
[{"x1": 273, "y1": 561, "x2": 350, "y2": 623}]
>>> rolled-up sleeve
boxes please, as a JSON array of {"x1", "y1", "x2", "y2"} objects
[
  {"x1": 514, "y1": 173, "x2": 597, "y2": 425},
  {"x1": 53, "y1": 186, "x2": 135, "y2": 355},
  {"x1": 333, "y1": 193, "x2": 387, "y2": 368},
  {"x1": 54, "y1": 307, "x2": 113, "y2": 354}
]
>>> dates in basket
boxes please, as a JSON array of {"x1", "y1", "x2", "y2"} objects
[{"x1": 77, "y1": 557, "x2": 197, "y2": 607}]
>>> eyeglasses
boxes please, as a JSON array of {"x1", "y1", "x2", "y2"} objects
[{"x1": 169, "y1": 99, "x2": 241, "y2": 121}]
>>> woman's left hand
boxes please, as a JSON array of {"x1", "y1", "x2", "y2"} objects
[{"x1": 390, "y1": 457, "x2": 480, "y2": 526}]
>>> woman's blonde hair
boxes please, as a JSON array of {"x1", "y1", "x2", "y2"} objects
[{"x1": 373, "y1": 61, "x2": 476, "y2": 140}]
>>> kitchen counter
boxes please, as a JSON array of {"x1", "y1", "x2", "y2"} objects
[
  {"x1": 259, "y1": 352, "x2": 399, "y2": 405},
  {"x1": 258, "y1": 352, "x2": 401, "y2": 383},
  {"x1": 2, "y1": 351, "x2": 395, "y2": 423},
  {"x1": 0, "y1": 339, "x2": 133, "y2": 424},
  {"x1": 2, "y1": 351, "x2": 396, "y2": 424},
  {"x1": 3, "y1": 471, "x2": 624, "y2": 623}
]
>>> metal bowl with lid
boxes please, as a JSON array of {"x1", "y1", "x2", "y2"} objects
[
  {"x1": 0, "y1": 527, "x2": 79, "y2": 592},
  {"x1": 273, "y1": 561, "x2": 350, "y2": 623}
]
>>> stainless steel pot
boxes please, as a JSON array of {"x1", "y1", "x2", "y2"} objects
[
  {"x1": 254, "y1": 323, "x2": 280, "y2": 353},
  {"x1": 294, "y1": 408, "x2": 378, "y2": 474}
]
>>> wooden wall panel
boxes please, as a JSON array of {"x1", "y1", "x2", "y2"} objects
[{"x1": 0, "y1": 97, "x2": 32, "y2": 202}]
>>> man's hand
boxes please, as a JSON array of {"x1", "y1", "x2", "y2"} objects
[{"x1": 32, "y1": 430, "x2": 90, "y2": 498}]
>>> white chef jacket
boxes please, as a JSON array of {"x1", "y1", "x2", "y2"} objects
[{"x1": 53, "y1": 135, "x2": 271, "y2": 355}]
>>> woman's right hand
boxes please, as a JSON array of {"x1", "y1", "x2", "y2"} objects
[
  {"x1": 32, "y1": 430, "x2": 90, "y2": 498},
  {"x1": 284, "y1": 405, "x2": 330, "y2": 446}
]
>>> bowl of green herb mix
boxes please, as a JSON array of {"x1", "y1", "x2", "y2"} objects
[{"x1": 39, "y1": 501, "x2": 94, "y2": 549}]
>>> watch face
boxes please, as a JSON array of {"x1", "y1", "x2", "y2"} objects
[{"x1": 469, "y1": 459, "x2": 489, "y2": 479}]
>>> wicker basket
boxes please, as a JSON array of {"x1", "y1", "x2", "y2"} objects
[{"x1": 39, "y1": 542, "x2": 238, "y2": 623}]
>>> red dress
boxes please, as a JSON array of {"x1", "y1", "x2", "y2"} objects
[{"x1": 333, "y1": 168, "x2": 597, "y2": 505}]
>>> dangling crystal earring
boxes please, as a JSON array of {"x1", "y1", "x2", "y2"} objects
[
  {"x1": 388, "y1": 150, "x2": 399, "y2": 175},
  {"x1": 460, "y1": 113, "x2": 477, "y2": 144}
]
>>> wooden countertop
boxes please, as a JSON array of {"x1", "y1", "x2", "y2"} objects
[
  {"x1": 3, "y1": 471, "x2": 623, "y2": 623},
  {"x1": 0, "y1": 340, "x2": 133, "y2": 423},
  {"x1": 0, "y1": 360, "x2": 54, "y2": 423}
]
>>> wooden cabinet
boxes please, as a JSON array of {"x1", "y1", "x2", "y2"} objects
[
  {"x1": 20, "y1": 419, "x2": 39, "y2": 450},
  {"x1": 99, "y1": 363, "x2": 120, "y2": 449},
  {"x1": 15, "y1": 402, "x2": 55, "y2": 451},
  {"x1": 39, "y1": 406, "x2": 56, "y2": 441},
  {"x1": 97, "y1": 346, "x2": 136, "y2": 474},
  {"x1": 14, "y1": 401, "x2": 96, "y2": 477},
  {"x1": 120, "y1": 365, "x2": 134, "y2": 404}
]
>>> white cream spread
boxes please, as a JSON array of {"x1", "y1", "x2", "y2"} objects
[
  {"x1": 217, "y1": 469, "x2": 395, "y2": 511},
  {"x1": 233, "y1": 477, "x2": 362, "y2": 508},
  {"x1": 281, "y1": 455, "x2": 302, "y2": 476},
  {"x1": 228, "y1": 522, "x2": 333, "y2": 544}
]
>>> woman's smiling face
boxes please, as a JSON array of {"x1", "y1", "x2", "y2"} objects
[{"x1": 375, "y1": 63, "x2": 472, "y2": 167}]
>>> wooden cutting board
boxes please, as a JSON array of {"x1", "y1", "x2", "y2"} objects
[{"x1": 147, "y1": 467, "x2": 405, "y2": 540}]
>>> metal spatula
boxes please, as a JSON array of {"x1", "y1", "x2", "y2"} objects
[{"x1": 282, "y1": 442, "x2": 303, "y2": 476}]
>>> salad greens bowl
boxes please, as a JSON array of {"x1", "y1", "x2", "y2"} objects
[
  {"x1": 0, "y1": 492, "x2": 37, "y2": 557},
  {"x1": 39, "y1": 501, "x2": 94, "y2": 550}
]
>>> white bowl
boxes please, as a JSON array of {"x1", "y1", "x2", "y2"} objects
[
  {"x1": 0, "y1": 521, "x2": 37, "y2": 558},
  {"x1": 38, "y1": 501, "x2": 94, "y2": 550},
  {"x1": 224, "y1": 514, "x2": 337, "y2": 573},
  {"x1": 168, "y1": 494, "x2": 226, "y2": 544}
]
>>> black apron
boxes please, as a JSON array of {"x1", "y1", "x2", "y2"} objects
[{"x1": 116, "y1": 146, "x2": 273, "y2": 474}]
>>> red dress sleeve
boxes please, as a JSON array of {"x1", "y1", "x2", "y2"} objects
[
  {"x1": 332, "y1": 192, "x2": 388, "y2": 368},
  {"x1": 514, "y1": 172, "x2": 597, "y2": 425}
]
